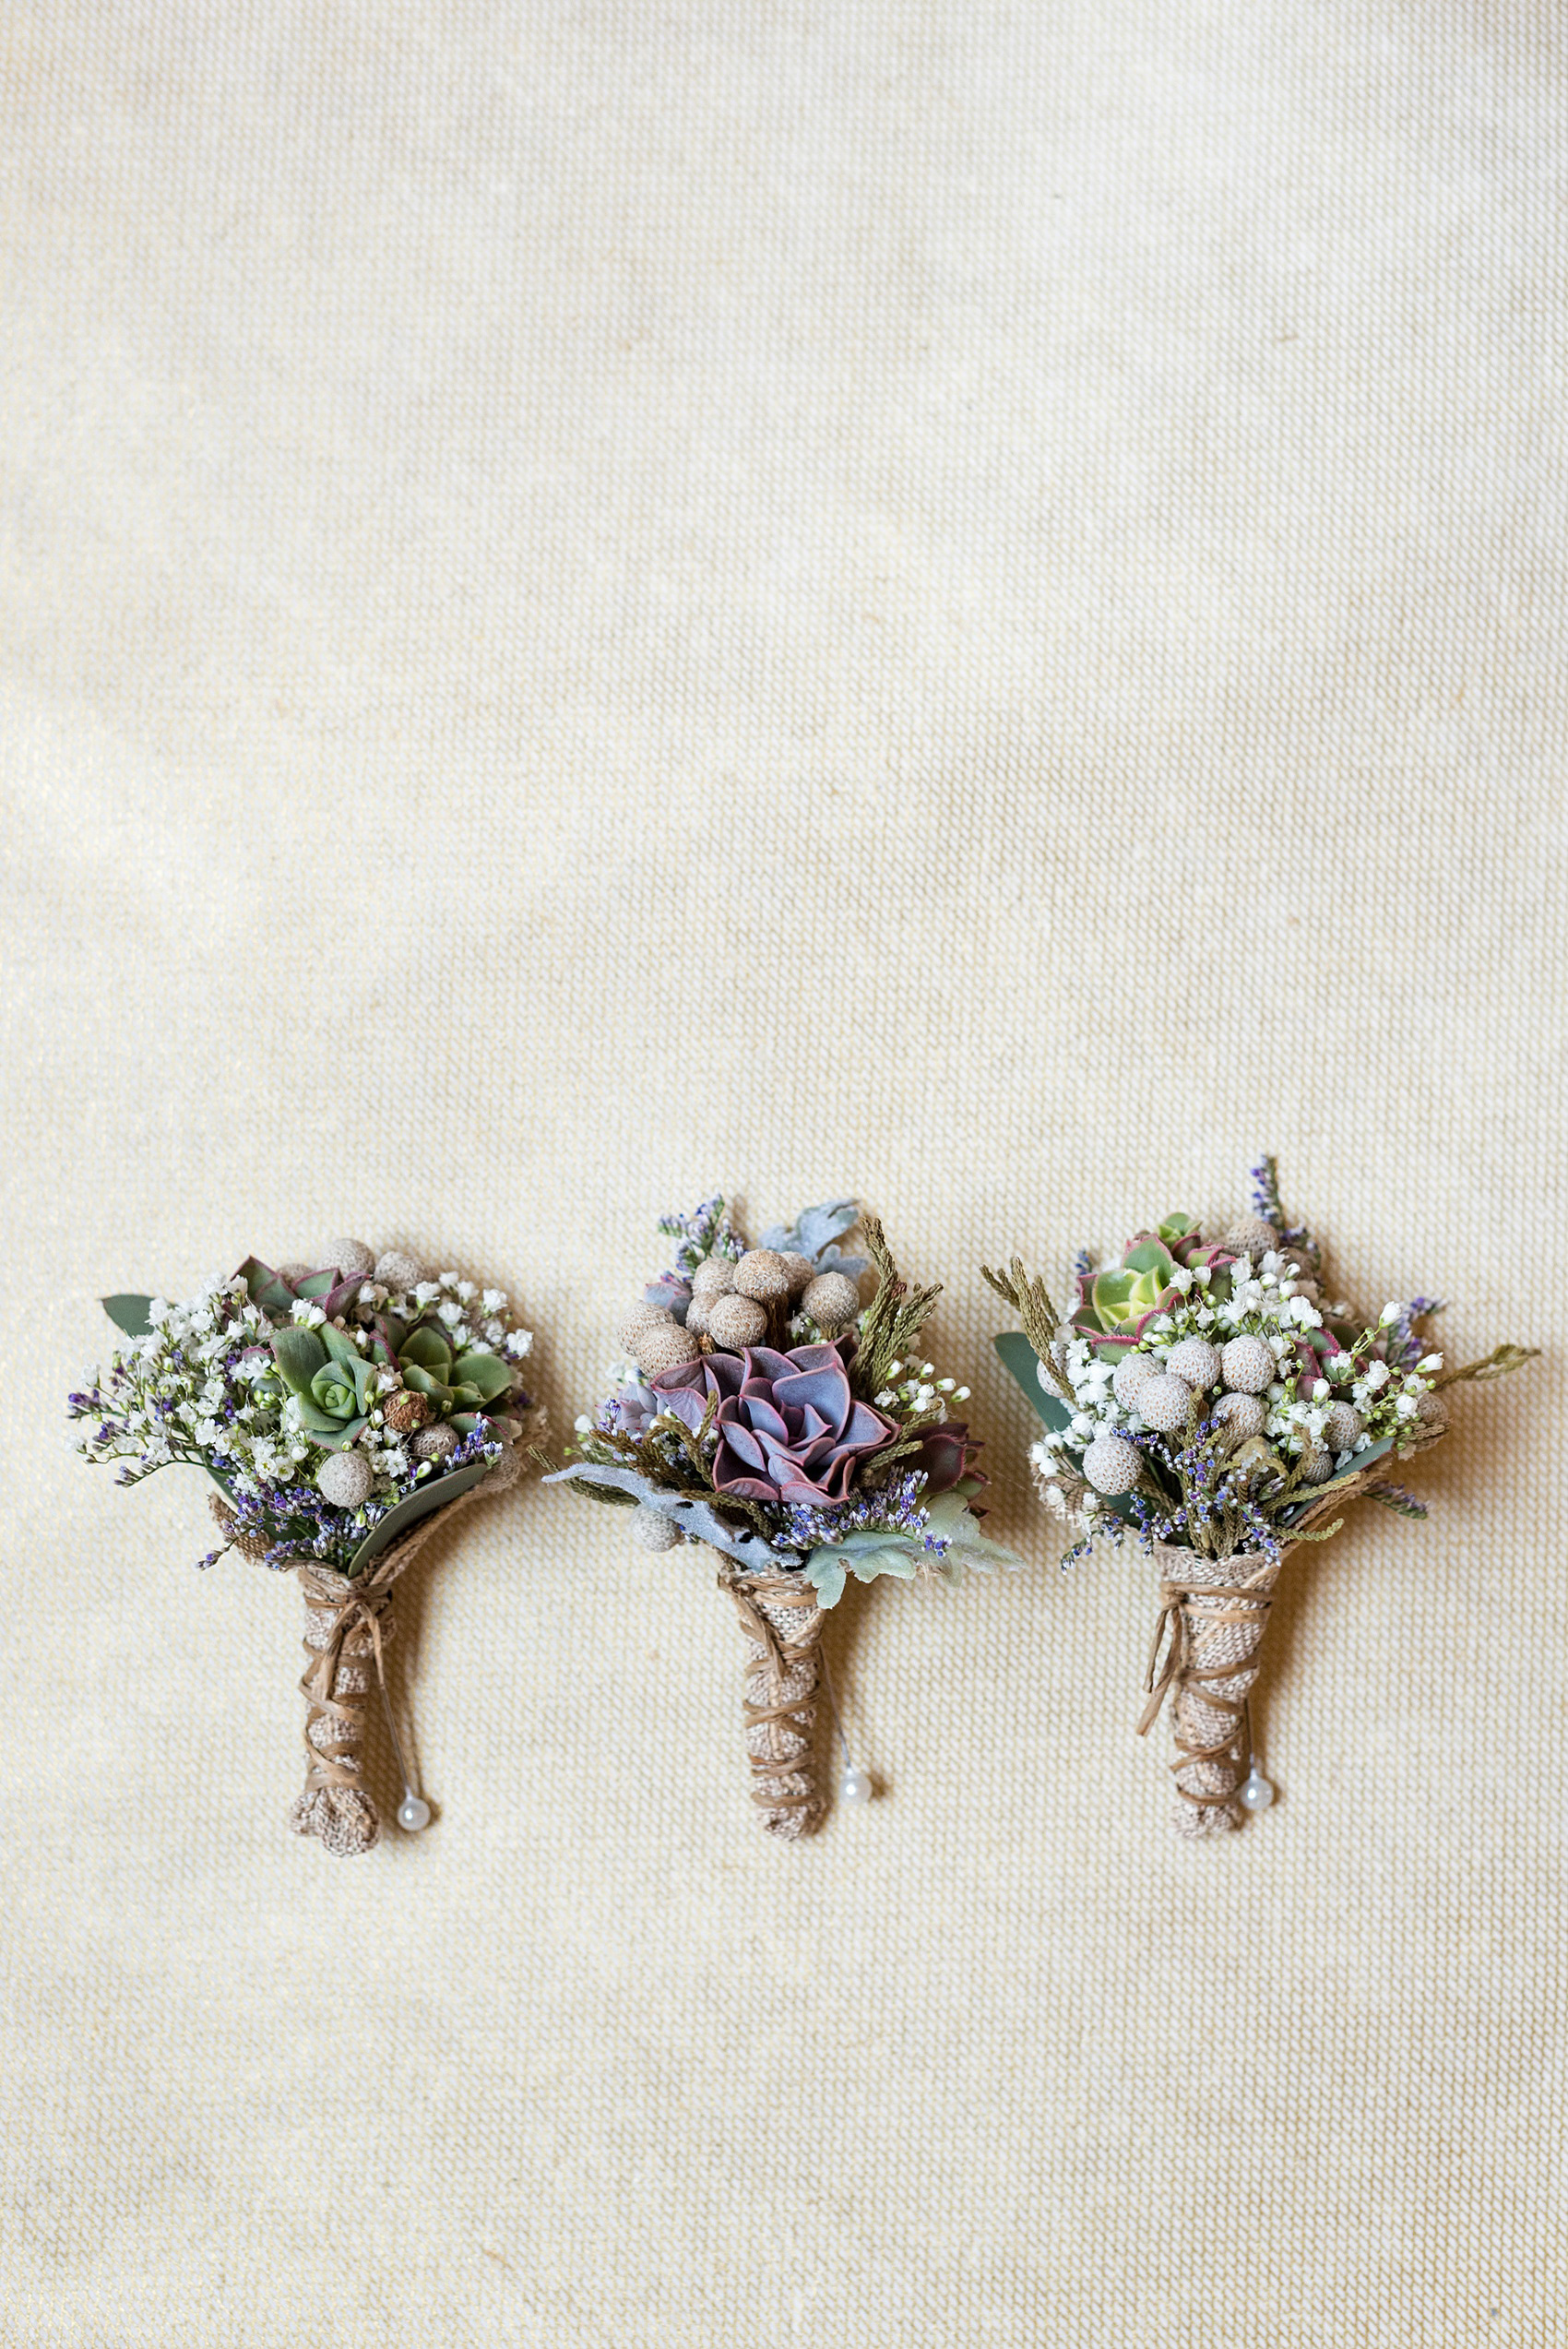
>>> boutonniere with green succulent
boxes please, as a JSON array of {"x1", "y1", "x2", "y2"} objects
[
  {"x1": 985, "y1": 1160, "x2": 1535, "y2": 1837},
  {"x1": 549, "y1": 1197, "x2": 1020, "y2": 1837},
  {"x1": 70, "y1": 1238, "x2": 543, "y2": 1856}
]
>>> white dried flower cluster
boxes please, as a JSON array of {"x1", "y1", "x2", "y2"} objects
[
  {"x1": 1030, "y1": 1241, "x2": 1445, "y2": 1505},
  {"x1": 71, "y1": 1249, "x2": 538, "y2": 1568}
]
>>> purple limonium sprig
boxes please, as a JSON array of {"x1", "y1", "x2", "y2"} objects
[
  {"x1": 773, "y1": 1468, "x2": 938, "y2": 1557},
  {"x1": 213, "y1": 1422, "x2": 502, "y2": 1574},
  {"x1": 656, "y1": 1195, "x2": 743, "y2": 1281}
]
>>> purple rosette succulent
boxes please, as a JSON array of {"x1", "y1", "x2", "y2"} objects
[{"x1": 651, "y1": 1338, "x2": 900, "y2": 1507}]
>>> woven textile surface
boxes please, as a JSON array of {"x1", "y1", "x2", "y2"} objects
[{"x1": 3, "y1": 6, "x2": 1563, "y2": 2343}]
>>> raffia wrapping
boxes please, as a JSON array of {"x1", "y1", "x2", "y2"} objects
[
  {"x1": 1139, "y1": 1544, "x2": 1281, "y2": 1838},
  {"x1": 718, "y1": 1561, "x2": 826, "y2": 1840}
]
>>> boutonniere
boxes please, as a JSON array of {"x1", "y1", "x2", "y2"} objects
[
  {"x1": 552, "y1": 1198, "x2": 1020, "y2": 1836},
  {"x1": 70, "y1": 1239, "x2": 542, "y2": 1854},
  {"x1": 986, "y1": 1160, "x2": 1534, "y2": 1835}
]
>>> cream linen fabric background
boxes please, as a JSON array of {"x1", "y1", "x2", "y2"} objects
[{"x1": 2, "y1": 5, "x2": 1563, "y2": 2344}]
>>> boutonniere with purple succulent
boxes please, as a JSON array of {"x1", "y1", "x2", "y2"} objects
[
  {"x1": 549, "y1": 1198, "x2": 1020, "y2": 1838},
  {"x1": 985, "y1": 1160, "x2": 1535, "y2": 1839},
  {"x1": 70, "y1": 1238, "x2": 544, "y2": 1856}
]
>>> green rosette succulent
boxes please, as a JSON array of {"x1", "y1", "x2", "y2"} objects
[
  {"x1": 269, "y1": 1323, "x2": 382, "y2": 1451},
  {"x1": 391, "y1": 1322, "x2": 518, "y2": 1437}
]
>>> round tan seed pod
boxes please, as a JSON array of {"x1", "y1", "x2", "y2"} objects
[
  {"x1": 1213, "y1": 1390, "x2": 1267, "y2": 1439},
  {"x1": 412, "y1": 1423, "x2": 459, "y2": 1461},
  {"x1": 1414, "y1": 1390, "x2": 1448, "y2": 1433},
  {"x1": 779, "y1": 1252, "x2": 814, "y2": 1298},
  {"x1": 630, "y1": 1503, "x2": 681, "y2": 1552},
  {"x1": 1166, "y1": 1338, "x2": 1221, "y2": 1392},
  {"x1": 277, "y1": 1261, "x2": 313, "y2": 1283},
  {"x1": 1082, "y1": 1434, "x2": 1142, "y2": 1495},
  {"x1": 1299, "y1": 1446, "x2": 1335, "y2": 1484},
  {"x1": 1138, "y1": 1373, "x2": 1194, "y2": 1432},
  {"x1": 319, "y1": 1237, "x2": 375, "y2": 1282},
  {"x1": 1223, "y1": 1216, "x2": 1282, "y2": 1260},
  {"x1": 316, "y1": 1450, "x2": 374, "y2": 1507},
  {"x1": 706, "y1": 1293, "x2": 768, "y2": 1351},
  {"x1": 683, "y1": 1296, "x2": 713, "y2": 1337},
  {"x1": 629, "y1": 1321, "x2": 704, "y2": 1374},
  {"x1": 1219, "y1": 1335, "x2": 1276, "y2": 1394},
  {"x1": 689, "y1": 1258, "x2": 737, "y2": 1301},
  {"x1": 374, "y1": 1248, "x2": 425, "y2": 1292},
  {"x1": 618, "y1": 1300, "x2": 673, "y2": 1352},
  {"x1": 1112, "y1": 1354, "x2": 1157, "y2": 1410},
  {"x1": 382, "y1": 1389, "x2": 434, "y2": 1434},
  {"x1": 1321, "y1": 1402, "x2": 1364, "y2": 1453},
  {"x1": 733, "y1": 1248, "x2": 791, "y2": 1302},
  {"x1": 802, "y1": 1271, "x2": 860, "y2": 1330}
]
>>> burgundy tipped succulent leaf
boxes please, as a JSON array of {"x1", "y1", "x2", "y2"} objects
[{"x1": 652, "y1": 1338, "x2": 900, "y2": 1506}]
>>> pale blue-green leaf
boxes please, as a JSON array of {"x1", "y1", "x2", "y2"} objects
[{"x1": 543, "y1": 1461, "x2": 797, "y2": 1574}]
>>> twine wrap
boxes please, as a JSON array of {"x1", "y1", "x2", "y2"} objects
[
  {"x1": 1138, "y1": 1544, "x2": 1280, "y2": 1838},
  {"x1": 718, "y1": 1562, "x2": 826, "y2": 1840}
]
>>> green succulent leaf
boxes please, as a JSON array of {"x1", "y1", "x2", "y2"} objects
[
  {"x1": 292, "y1": 1269, "x2": 340, "y2": 1301},
  {"x1": 308, "y1": 1353, "x2": 375, "y2": 1421},
  {"x1": 450, "y1": 1351, "x2": 515, "y2": 1404},
  {"x1": 271, "y1": 1326, "x2": 328, "y2": 1395},
  {"x1": 319, "y1": 1325, "x2": 360, "y2": 1368},
  {"x1": 308, "y1": 1415, "x2": 369, "y2": 1452},
  {"x1": 102, "y1": 1294, "x2": 155, "y2": 1338},
  {"x1": 400, "y1": 1327, "x2": 453, "y2": 1375},
  {"x1": 234, "y1": 1258, "x2": 298, "y2": 1316},
  {"x1": 399, "y1": 1363, "x2": 449, "y2": 1402},
  {"x1": 1156, "y1": 1213, "x2": 1199, "y2": 1245}
]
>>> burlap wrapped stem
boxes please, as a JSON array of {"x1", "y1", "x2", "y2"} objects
[{"x1": 1138, "y1": 1544, "x2": 1279, "y2": 1837}]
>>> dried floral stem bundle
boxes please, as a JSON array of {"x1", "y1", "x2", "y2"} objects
[
  {"x1": 988, "y1": 1159, "x2": 1535, "y2": 1835},
  {"x1": 552, "y1": 1197, "x2": 1021, "y2": 1834},
  {"x1": 72, "y1": 1236, "x2": 540, "y2": 1853}
]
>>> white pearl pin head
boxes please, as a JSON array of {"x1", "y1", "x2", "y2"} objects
[
  {"x1": 397, "y1": 1794, "x2": 432, "y2": 1832},
  {"x1": 839, "y1": 1766, "x2": 873, "y2": 1805},
  {"x1": 1239, "y1": 1765, "x2": 1275, "y2": 1813}
]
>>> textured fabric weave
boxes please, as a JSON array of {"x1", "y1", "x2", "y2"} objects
[{"x1": 3, "y1": 6, "x2": 1563, "y2": 2343}]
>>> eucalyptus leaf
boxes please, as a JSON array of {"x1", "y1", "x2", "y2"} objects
[
  {"x1": 102, "y1": 1294, "x2": 154, "y2": 1339},
  {"x1": 346, "y1": 1456, "x2": 496, "y2": 1576},
  {"x1": 992, "y1": 1332, "x2": 1075, "y2": 1431}
]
